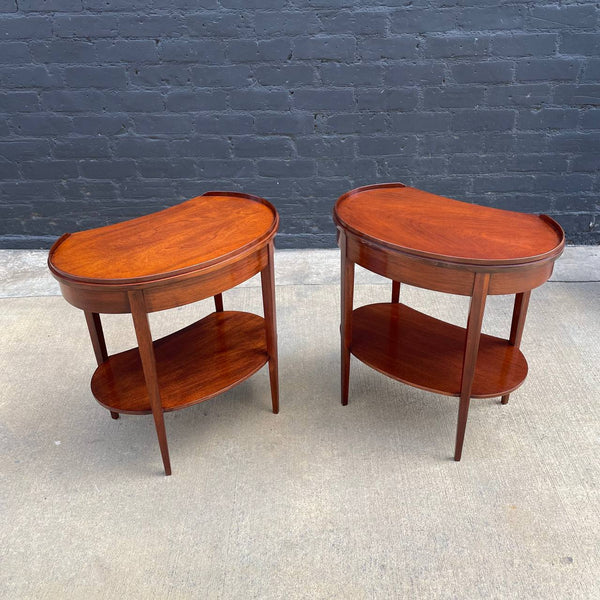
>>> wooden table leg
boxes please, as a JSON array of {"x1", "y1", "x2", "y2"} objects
[
  {"x1": 391, "y1": 281, "x2": 401, "y2": 303},
  {"x1": 340, "y1": 232, "x2": 355, "y2": 406},
  {"x1": 84, "y1": 311, "x2": 119, "y2": 420},
  {"x1": 261, "y1": 242, "x2": 279, "y2": 414},
  {"x1": 214, "y1": 293, "x2": 224, "y2": 312},
  {"x1": 128, "y1": 290, "x2": 172, "y2": 476},
  {"x1": 455, "y1": 273, "x2": 490, "y2": 461},
  {"x1": 501, "y1": 290, "x2": 531, "y2": 405}
]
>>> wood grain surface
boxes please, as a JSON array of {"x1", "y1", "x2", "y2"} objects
[
  {"x1": 334, "y1": 183, "x2": 564, "y2": 265},
  {"x1": 49, "y1": 192, "x2": 278, "y2": 284},
  {"x1": 91, "y1": 311, "x2": 269, "y2": 414},
  {"x1": 351, "y1": 303, "x2": 528, "y2": 399}
]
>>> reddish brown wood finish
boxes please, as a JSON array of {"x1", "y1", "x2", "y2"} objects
[
  {"x1": 340, "y1": 231, "x2": 355, "y2": 407},
  {"x1": 84, "y1": 311, "x2": 119, "y2": 420},
  {"x1": 214, "y1": 293, "x2": 224, "y2": 312},
  {"x1": 261, "y1": 242, "x2": 279, "y2": 414},
  {"x1": 351, "y1": 303, "x2": 527, "y2": 399},
  {"x1": 49, "y1": 193, "x2": 276, "y2": 284},
  {"x1": 91, "y1": 311, "x2": 268, "y2": 413},
  {"x1": 334, "y1": 182, "x2": 564, "y2": 461},
  {"x1": 53, "y1": 246, "x2": 269, "y2": 314},
  {"x1": 49, "y1": 192, "x2": 279, "y2": 476},
  {"x1": 455, "y1": 273, "x2": 490, "y2": 461},
  {"x1": 129, "y1": 289, "x2": 171, "y2": 476},
  {"x1": 335, "y1": 183, "x2": 563, "y2": 266},
  {"x1": 501, "y1": 291, "x2": 531, "y2": 405}
]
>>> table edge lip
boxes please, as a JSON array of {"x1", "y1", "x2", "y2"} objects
[
  {"x1": 333, "y1": 182, "x2": 566, "y2": 267},
  {"x1": 47, "y1": 191, "x2": 279, "y2": 287}
]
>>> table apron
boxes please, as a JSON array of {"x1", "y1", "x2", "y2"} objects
[
  {"x1": 345, "y1": 233, "x2": 555, "y2": 296},
  {"x1": 488, "y1": 262, "x2": 554, "y2": 295},
  {"x1": 56, "y1": 246, "x2": 269, "y2": 314}
]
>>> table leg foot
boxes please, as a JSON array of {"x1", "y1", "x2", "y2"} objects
[
  {"x1": 341, "y1": 348, "x2": 350, "y2": 406},
  {"x1": 110, "y1": 411, "x2": 120, "y2": 419},
  {"x1": 268, "y1": 359, "x2": 279, "y2": 414},
  {"x1": 152, "y1": 412, "x2": 172, "y2": 476},
  {"x1": 501, "y1": 394, "x2": 510, "y2": 405},
  {"x1": 454, "y1": 396, "x2": 471, "y2": 461}
]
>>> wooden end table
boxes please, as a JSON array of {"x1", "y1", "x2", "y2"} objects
[
  {"x1": 49, "y1": 191, "x2": 279, "y2": 476},
  {"x1": 333, "y1": 183, "x2": 564, "y2": 460}
]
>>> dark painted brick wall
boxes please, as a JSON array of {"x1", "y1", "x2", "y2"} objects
[{"x1": 1, "y1": 0, "x2": 599, "y2": 248}]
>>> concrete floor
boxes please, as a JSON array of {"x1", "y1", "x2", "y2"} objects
[{"x1": 1, "y1": 248, "x2": 599, "y2": 599}]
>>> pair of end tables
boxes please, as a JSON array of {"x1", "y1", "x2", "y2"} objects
[{"x1": 49, "y1": 184, "x2": 564, "y2": 475}]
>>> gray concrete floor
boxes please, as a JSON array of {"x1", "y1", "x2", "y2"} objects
[{"x1": 1, "y1": 248, "x2": 599, "y2": 599}]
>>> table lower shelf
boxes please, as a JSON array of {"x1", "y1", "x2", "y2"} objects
[
  {"x1": 351, "y1": 303, "x2": 528, "y2": 398},
  {"x1": 91, "y1": 310, "x2": 268, "y2": 414}
]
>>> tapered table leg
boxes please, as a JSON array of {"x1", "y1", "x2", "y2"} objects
[
  {"x1": 455, "y1": 273, "x2": 490, "y2": 461},
  {"x1": 261, "y1": 242, "x2": 279, "y2": 414},
  {"x1": 214, "y1": 293, "x2": 224, "y2": 312},
  {"x1": 501, "y1": 291, "x2": 531, "y2": 405},
  {"x1": 84, "y1": 311, "x2": 119, "y2": 420},
  {"x1": 340, "y1": 232, "x2": 355, "y2": 406},
  {"x1": 391, "y1": 281, "x2": 401, "y2": 303},
  {"x1": 128, "y1": 290, "x2": 171, "y2": 476}
]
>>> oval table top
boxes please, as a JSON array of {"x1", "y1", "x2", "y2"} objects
[
  {"x1": 333, "y1": 183, "x2": 564, "y2": 266},
  {"x1": 49, "y1": 192, "x2": 278, "y2": 285}
]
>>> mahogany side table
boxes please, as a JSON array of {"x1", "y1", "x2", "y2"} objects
[
  {"x1": 48, "y1": 191, "x2": 279, "y2": 475},
  {"x1": 333, "y1": 183, "x2": 564, "y2": 461}
]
